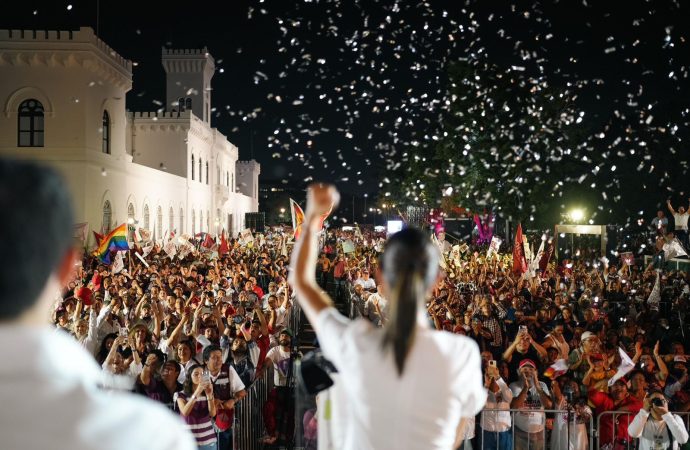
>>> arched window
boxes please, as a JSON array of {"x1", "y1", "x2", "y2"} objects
[
  {"x1": 199, "y1": 158, "x2": 202, "y2": 183},
  {"x1": 217, "y1": 166, "x2": 221, "y2": 185},
  {"x1": 102, "y1": 110, "x2": 110, "y2": 154},
  {"x1": 127, "y1": 203, "x2": 135, "y2": 241},
  {"x1": 169, "y1": 207, "x2": 174, "y2": 232},
  {"x1": 191, "y1": 210, "x2": 196, "y2": 235},
  {"x1": 18, "y1": 99, "x2": 44, "y2": 147},
  {"x1": 185, "y1": 98, "x2": 192, "y2": 111},
  {"x1": 231, "y1": 173, "x2": 234, "y2": 192},
  {"x1": 102, "y1": 200, "x2": 112, "y2": 234},
  {"x1": 178, "y1": 97, "x2": 185, "y2": 111},
  {"x1": 191, "y1": 154, "x2": 195, "y2": 180},
  {"x1": 200, "y1": 210, "x2": 204, "y2": 233},
  {"x1": 156, "y1": 206, "x2": 163, "y2": 240},
  {"x1": 206, "y1": 161, "x2": 209, "y2": 185},
  {"x1": 226, "y1": 171, "x2": 229, "y2": 187},
  {"x1": 143, "y1": 204, "x2": 150, "y2": 230},
  {"x1": 179, "y1": 208, "x2": 184, "y2": 234}
]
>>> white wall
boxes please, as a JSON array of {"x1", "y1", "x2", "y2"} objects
[{"x1": 0, "y1": 27, "x2": 260, "y2": 244}]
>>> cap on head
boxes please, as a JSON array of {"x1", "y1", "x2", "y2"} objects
[
  {"x1": 519, "y1": 359, "x2": 537, "y2": 370},
  {"x1": 280, "y1": 328, "x2": 294, "y2": 338},
  {"x1": 580, "y1": 331, "x2": 595, "y2": 342}
]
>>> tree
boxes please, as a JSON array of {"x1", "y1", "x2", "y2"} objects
[{"x1": 391, "y1": 59, "x2": 599, "y2": 227}]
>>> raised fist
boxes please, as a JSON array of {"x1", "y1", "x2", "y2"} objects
[{"x1": 306, "y1": 183, "x2": 340, "y2": 220}]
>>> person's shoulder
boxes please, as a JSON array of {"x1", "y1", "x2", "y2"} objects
[
  {"x1": 89, "y1": 390, "x2": 196, "y2": 449},
  {"x1": 426, "y1": 329, "x2": 481, "y2": 356}
]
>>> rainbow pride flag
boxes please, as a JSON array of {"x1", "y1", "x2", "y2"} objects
[{"x1": 95, "y1": 223, "x2": 129, "y2": 264}]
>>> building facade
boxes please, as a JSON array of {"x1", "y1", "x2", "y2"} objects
[{"x1": 0, "y1": 27, "x2": 259, "y2": 245}]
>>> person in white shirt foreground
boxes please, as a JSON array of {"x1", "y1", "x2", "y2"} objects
[
  {"x1": 628, "y1": 390, "x2": 689, "y2": 450},
  {"x1": 289, "y1": 183, "x2": 486, "y2": 450},
  {"x1": 0, "y1": 158, "x2": 195, "y2": 450}
]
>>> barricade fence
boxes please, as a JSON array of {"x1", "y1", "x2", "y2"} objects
[
  {"x1": 596, "y1": 410, "x2": 690, "y2": 450},
  {"x1": 474, "y1": 408, "x2": 594, "y2": 450},
  {"x1": 232, "y1": 297, "x2": 303, "y2": 449}
]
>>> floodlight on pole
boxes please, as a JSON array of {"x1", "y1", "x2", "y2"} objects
[{"x1": 569, "y1": 208, "x2": 584, "y2": 223}]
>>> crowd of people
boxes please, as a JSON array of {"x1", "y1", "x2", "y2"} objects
[
  {"x1": 54, "y1": 230, "x2": 302, "y2": 449},
  {"x1": 329, "y1": 224, "x2": 690, "y2": 450},
  {"x1": 50, "y1": 200, "x2": 690, "y2": 450}
]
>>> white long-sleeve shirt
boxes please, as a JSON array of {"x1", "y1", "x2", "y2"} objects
[
  {"x1": 0, "y1": 325, "x2": 195, "y2": 450},
  {"x1": 481, "y1": 377, "x2": 514, "y2": 432},
  {"x1": 315, "y1": 307, "x2": 486, "y2": 450},
  {"x1": 628, "y1": 409, "x2": 689, "y2": 450},
  {"x1": 76, "y1": 309, "x2": 98, "y2": 355}
]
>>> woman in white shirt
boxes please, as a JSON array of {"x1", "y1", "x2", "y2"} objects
[
  {"x1": 290, "y1": 184, "x2": 486, "y2": 450},
  {"x1": 480, "y1": 362, "x2": 514, "y2": 450},
  {"x1": 628, "y1": 390, "x2": 689, "y2": 450}
]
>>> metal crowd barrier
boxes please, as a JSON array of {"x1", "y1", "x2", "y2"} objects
[
  {"x1": 233, "y1": 366, "x2": 272, "y2": 450},
  {"x1": 231, "y1": 297, "x2": 304, "y2": 449},
  {"x1": 596, "y1": 410, "x2": 690, "y2": 450},
  {"x1": 475, "y1": 408, "x2": 594, "y2": 450}
]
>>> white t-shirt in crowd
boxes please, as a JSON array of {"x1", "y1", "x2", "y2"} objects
[
  {"x1": 354, "y1": 277, "x2": 377, "y2": 290},
  {"x1": 508, "y1": 381, "x2": 551, "y2": 433},
  {"x1": 266, "y1": 345, "x2": 295, "y2": 386},
  {"x1": 0, "y1": 326, "x2": 196, "y2": 450},
  {"x1": 315, "y1": 307, "x2": 486, "y2": 450},
  {"x1": 673, "y1": 212, "x2": 689, "y2": 230}
]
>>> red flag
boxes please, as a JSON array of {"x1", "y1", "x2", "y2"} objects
[
  {"x1": 512, "y1": 223, "x2": 528, "y2": 275},
  {"x1": 218, "y1": 230, "x2": 229, "y2": 256},
  {"x1": 539, "y1": 242, "x2": 554, "y2": 272},
  {"x1": 201, "y1": 233, "x2": 215, "y2": 250}
]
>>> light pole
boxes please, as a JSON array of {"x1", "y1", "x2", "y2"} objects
[
  {"x1": 568, "y1": 208, "x2": 584, "y2": 258},
  {"x1": 279, "y1": 207, "x2": 286, "y2": 225},
  {"x1": 363, "y1": 193, "x2": 368, "y2": 225}
]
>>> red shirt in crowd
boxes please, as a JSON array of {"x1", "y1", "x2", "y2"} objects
[{"x1": 589, "y1": 389, "x2": 642, "y2": 446}]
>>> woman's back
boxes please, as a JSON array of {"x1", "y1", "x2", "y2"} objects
[{"x1": 316, "y1": 308, "x2": 485, "y2": 450}]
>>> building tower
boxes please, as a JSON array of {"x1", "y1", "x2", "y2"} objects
[{"x1": 161, "y1": 47, "x2": 215, "y2": 124}]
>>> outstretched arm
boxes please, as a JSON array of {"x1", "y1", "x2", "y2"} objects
[
  {"x1": 289, "y1": 184, "x2": 340, "y2": 329},
  {"x1": 667, "y1": 199, "x2": 676, "y2": 215}
]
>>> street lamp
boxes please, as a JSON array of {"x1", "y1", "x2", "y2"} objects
[
  {"x1": 279, "y1": 207, "x2": 286, "y2": 224},
  {"x1": 569, "y1": 209, "x2": 584, "y2": 223}
]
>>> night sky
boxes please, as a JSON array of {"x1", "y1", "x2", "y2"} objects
[{"x1": 3, "y1": 0, "x2": 689, "y2": 224}]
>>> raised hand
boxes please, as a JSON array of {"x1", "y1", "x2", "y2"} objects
[{"x1": 305, "y1": 183, "x2": 340, "y2": 221}]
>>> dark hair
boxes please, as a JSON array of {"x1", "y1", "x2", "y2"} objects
[
  {"x1": 379, "y1": 228, "x2": 438, "y2": 376},
  {"x1": 96, "y1": 332, "x2": 119, "y2": 365},
  {"x1": 163, "y1": 360, "x2": 181, "y2": 374},
  {"x1": 150, "y1": 349, "x2": 167, "y2": 369},
  {"x1": 183, "y1": 363, "x2": 204, "y2": 396},
  {"x1": 202, "y1": 344, "x2": 222, "y2": 362},
  {"x1": 0, "y1": 159, "x2": 74, "y2": 319}
]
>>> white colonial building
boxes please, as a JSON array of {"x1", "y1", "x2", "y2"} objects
[{"x1": 0, "y1": 27, "x2": 259, "y2": 245}]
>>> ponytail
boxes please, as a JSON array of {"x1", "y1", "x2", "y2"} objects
[
  {"x1": 381, "y1": 269, "x2": 426, "y2": 376},
  {"x1": 379, "y1": 227, "x2": 439, "y2": 377}
]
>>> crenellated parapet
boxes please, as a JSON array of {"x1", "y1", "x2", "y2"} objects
[{"x1": 0, "y1": 27, "x2": 132, "y2": 89}]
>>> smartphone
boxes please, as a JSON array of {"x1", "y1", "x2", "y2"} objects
[
  {"x1": 201, "y1": 370, "x2": 210, "y2": 384},
  {"x1": 489, "y1": 360, "x2": 497, "y2": 367},
  {"x1": 519, "y1": 325, "x2": 528, "y2": 335},
  {"x1": 119, "y1": 327, "x2": 128, "y2": 337}
]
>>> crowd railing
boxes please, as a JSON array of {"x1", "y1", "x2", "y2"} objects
[
  {"x1": 596, "y1": 410, "x2": 690, "y2": 450},
  {"x1": 474, "y1": 408, "x2": 594, "y2": 450},
  {"x1": 232, "y1": 298, "x2": 303, "y2": 449}
]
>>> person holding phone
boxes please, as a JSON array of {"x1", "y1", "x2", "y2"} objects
[
  {"x1": 175, "y1": 364, "x2": 217, "y2": 450},
  {"x1": 628, "y1": 390, "x2": 689, "y2": 449},
  {"x1": 290, "y1": 183, "x2": 486, "y2": 450},
  {"x1": 480, "y1": 360, "x2": 514, "y2": 450}
]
